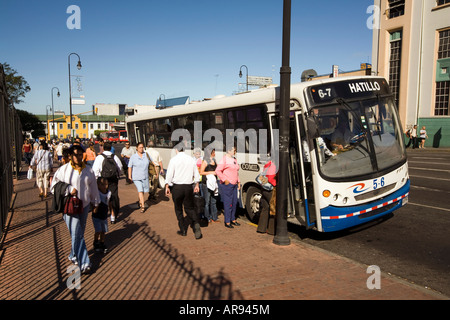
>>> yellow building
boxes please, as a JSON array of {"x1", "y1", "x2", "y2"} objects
[{"x1": 38, "y1": 113, "x2": 124, "y2": 140}]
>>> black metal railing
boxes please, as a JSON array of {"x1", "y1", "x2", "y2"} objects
[{"x1": 0, "y1": 63, "x2": 23, "y2": 242}]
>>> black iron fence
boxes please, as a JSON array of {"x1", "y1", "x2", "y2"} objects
[{"x1": 0, "y1": 63, "x2": 23, "y2": 242}]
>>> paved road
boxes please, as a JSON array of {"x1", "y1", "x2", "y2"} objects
[
  {"x1": 286, "y1": 148, "x2": 450, "y2": 297},
  {"x1": 108, "y1": 143, "x2": 450, "y2": 296}
]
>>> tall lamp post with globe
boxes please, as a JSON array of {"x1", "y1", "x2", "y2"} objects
[{"x1": 68, "y1": 53, "x2": 82, "y2": 141}]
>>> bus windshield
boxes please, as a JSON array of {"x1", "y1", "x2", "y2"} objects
[
  {"x1": 108, "y1": 132, "x2": 119, "y2": 138},
  {"x1": 312, "y1": 96, "x2": 406, "y2": 179}
]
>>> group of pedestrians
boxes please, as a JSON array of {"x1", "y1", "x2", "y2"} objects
[
  {"x1": 406, "y1": 125, "x2": 428, "y2": 149},
  {"x1": 24, "y1": 137, "x2": 278, "y2": 273}
]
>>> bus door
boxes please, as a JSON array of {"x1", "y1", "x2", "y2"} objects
[{"x1": 291, "y1": 110, "x2": 316, "y2": 229}]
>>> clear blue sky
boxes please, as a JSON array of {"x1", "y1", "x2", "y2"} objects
[{"x1": 1, "y1": 0, "x2": 374, "y2": 115}]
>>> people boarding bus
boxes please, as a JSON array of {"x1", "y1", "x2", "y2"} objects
[{"x1": 125, "y1": 76, "x2": 409, "y2": 234}]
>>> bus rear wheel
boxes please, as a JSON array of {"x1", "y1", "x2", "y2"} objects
[{"x1": 245, "y1": 186, "x2": 263, "y2": 223}]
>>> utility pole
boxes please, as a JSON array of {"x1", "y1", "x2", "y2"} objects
[{"x1": 273, "y1": 0, "x2": 291, "y2": 246}]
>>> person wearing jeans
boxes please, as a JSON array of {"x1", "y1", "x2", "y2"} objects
[
  {"x1": 50, "y1": 145, "x2": 100, "y2": 274},
  {"x1": 215, "y1": 145, "x2": 241, "y2": 228},
  {"x1": 200, "y1": 148, "x2": 219, "y2": 223}
]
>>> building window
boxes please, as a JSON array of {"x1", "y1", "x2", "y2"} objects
[
  {"x1": 98, "y1": 124, "x2": 101, "y2": 129},
  {"x1": 105, "y1": 124, "x2": 108, "y2": 130},
  {"x1": 437, "y1": 0, "x2": 450, "y2": 6},
  {"x1": 388, "y1": 0, "x2": 405, "y2": 18},
  {"x1": 438, "y1": 29, "x2": 450, "y2": 59},
  {"x1": 83, "y1": 123, "x2": 86, "y2": 129},
  {"x1": 75, "y1": 123, "x2": 79, "y2": 129},
  {"x1": 59, "y1": 123, "x2": 63, "y2": 130},
  {"x1": 435, "y1": 82, "x2": 450, "y2": 116},
  {"x1": 435, "y1": 30, "x2": 450, "y2": 116},
  {"x1": 90, "y1": 123, "x2": 93, "y2": 129},
  {"x1": 389, "y1": 31, "x2": 402, "y2": 108}
]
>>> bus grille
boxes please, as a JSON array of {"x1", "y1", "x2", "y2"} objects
[{"x1": 354, "y1": 183, "x2": 396, "y2": 201}]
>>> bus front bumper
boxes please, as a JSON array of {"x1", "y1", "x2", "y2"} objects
[{"x1": 319, "y1": 180, "x2": 410, "y2": 233}]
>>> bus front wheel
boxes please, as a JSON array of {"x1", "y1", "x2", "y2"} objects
[{"x1": 245, "y1": 186, "x2": 263, "y2": 223}]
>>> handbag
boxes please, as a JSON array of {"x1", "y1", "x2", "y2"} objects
[
  {"x1": 255, "y1": 169, "x2": 273, "y2": 191},
  {"x1": 194, "y1": 192, "x2": 205, "y2": 215},
  {"x1": 146, "y1": 153, "x2": 157, "y2": 176},
  {"x1": 64, "y1": 195, "x2": 84, "y2": 216},
  {"x1": 27, "y1": 167, "x2": 34, "y2": 180}
]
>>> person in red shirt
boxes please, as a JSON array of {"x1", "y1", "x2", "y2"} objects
[
  {"x1": 257, "y1": 159, "x2": 277, "y2": 235},
  {"x1": 22, "y1": 139, "x2": 33, "y2": 165}
]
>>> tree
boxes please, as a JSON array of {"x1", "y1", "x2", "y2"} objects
[
  {"x1": 16, "y1": 109, "x2": 45, "y2": 138},
  {"x1": 2, "y1": 62, "x2": 31, "y2": 105}
]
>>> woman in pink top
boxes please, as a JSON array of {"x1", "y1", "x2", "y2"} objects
[{"x1": 215, "y1": 145, "x2": 241, "y2": 228}]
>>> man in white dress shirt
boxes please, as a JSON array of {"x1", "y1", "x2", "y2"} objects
[{"x1": 165, "y1": 142, "x2": 202, "y2": 239}]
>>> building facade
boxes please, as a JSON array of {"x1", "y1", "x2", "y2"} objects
[
  {"x1": 38, "y1": 113, "x2": 124, "y2": 140},
  {"x1": 372, "y1": 0, "x2": 450, "y2": 147}
]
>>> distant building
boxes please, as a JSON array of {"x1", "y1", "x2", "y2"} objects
[
  {"x1": 94, "y1": 103, "x2": 127, "y2": 116},
  {"x1": 306, "y1": 64, "x2": 373, "y2": 81},
  {"x1": 37, "y1": 113, "x2": 124, "y2": 140},
  {"x1": 372, "y1": 0, "x2": 450, "y2": 147}
]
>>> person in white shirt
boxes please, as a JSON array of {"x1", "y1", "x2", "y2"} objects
[
  {"x1": 50, "y1": 145, "x2": 100, "y2": 274},
  {"x1": 29, "y1": 142, "x2": 53, "y2": 199},
  {"x1": 92, "y1": 142, "x2": 123, "y2": 224},
  {"x1": 165, "y1": 142, "x2": 202, "y2": 239},
  {"x1": 120, "y1": 142, "x2": 135, "y2": 184},
  {"x1": 145, "y1": 140, "x2": 164, "y2": 200}
]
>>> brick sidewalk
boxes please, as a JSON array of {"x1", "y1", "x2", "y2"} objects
[{"x1": 0, "y1": 166, "x2": 447, "y2": 300}]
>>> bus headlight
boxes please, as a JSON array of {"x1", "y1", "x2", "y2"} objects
[
  {"x1": 343, "y1": 197, "x2": 348, "y2": 205},
  {"x1": 333, "y1": 194, "x2": 339, "y2": 201},
  {"x1": 323, "y1": 190, "x2": 331, "y2": 198}
]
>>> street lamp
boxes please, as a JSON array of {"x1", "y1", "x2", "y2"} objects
[
  {"x1": 68, "y1": 52, "x2": 82, "y2": 141},
  {"x1": 273, "y1": 0, "x2": 291, "y2": 246},
  {"x1": 51, "y1": 87, "x2": 60, "y2": 140},
  {"x1": 239, "y1": 65, "x2": 248, "y2": 92},
  {"x1": 46, "y1": 105, "x2": 52, "y2": 141}
]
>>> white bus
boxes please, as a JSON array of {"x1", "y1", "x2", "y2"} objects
[{"x1": 126, "y1": 76, "x2": 409, "y2": 233}]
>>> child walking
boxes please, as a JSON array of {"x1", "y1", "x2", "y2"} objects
[{"x1": 93, "y1": 177, "x2": 111, "y2": 253}]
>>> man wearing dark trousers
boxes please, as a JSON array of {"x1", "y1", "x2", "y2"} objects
[
  {"x1": 165, "y1": 143, "x2": 202, "y2": 239},
  {"x1": 92, "y1": 142, "x2": 122, "y2": 224}
]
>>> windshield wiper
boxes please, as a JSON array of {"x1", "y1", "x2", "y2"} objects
[{"x1": 336, "y1": 98, "x2": 378, "y2": 171}]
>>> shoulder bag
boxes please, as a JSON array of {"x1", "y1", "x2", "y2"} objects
[
  {"x1": 255, "y1": 167, "x2": 273, "y2": 191},
  {"x1": 64, "y1": 195, "x2": 84, "y2": 216}
]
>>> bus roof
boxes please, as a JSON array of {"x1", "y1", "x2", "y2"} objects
[{"x1": 126, "y1": 76, "x2": 386, "y2": 123}]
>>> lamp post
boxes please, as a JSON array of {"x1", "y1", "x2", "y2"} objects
[
  {"x1": 239, "y1": 65, "x2": 248, "y2": 92},
  {"x1": 273, "y1": 0, "x2": 291, "y2": 246},
  {"x1": 68, "y1": 53, "x2": 82, "y2": 141},
  {"x1": 51, "y1": 87, "x2": 60, "y2": 140},
  {"x1": 46, "y1": 105, "x2": 52, "y2": 141}
]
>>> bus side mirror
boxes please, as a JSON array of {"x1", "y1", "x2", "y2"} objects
[{"x1": 307, "y1": 118, "x2": 319, "y2": 139}]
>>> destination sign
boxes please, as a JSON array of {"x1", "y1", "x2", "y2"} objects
[{"x1": 308, "y1": 79, "x2": 391, "y2": 104}]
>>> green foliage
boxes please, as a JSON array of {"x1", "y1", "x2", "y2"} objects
[
  {"x1": 16, "y1": 109, "x2": 45, "y2": 137},
  {"x1": 2, "y1": 62, "x2": 31, "y2": 105}
]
